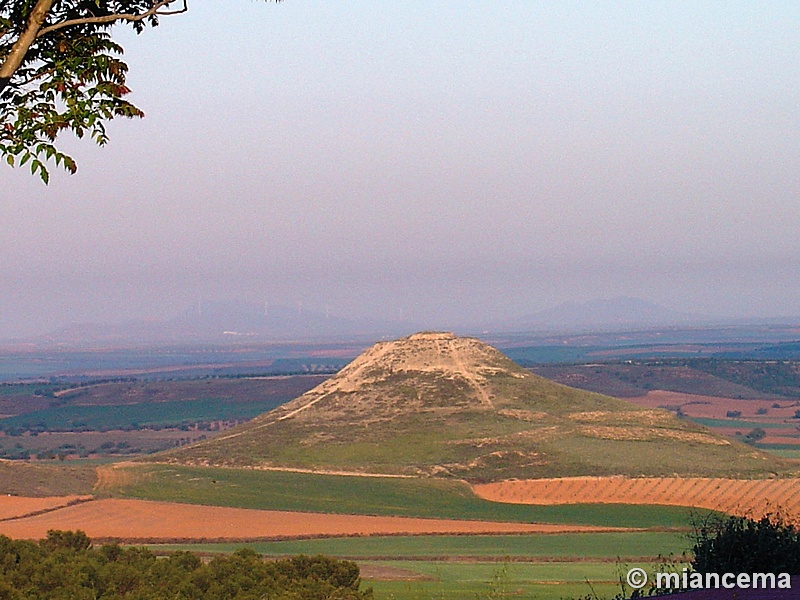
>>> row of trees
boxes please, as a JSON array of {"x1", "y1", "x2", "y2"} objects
[{"x1": 0, "y1": 530, "x2": 373, "y2": 599}]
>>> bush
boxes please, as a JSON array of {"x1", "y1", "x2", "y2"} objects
[
  {"x1": 691, "y1": 513, "x2": 800, "y2": 575},
  {"x1": 744, "y1": 427, "x2": 767, "y2": 443},
  {"x1": 0, "y1": 531, "x2": 373, "y2": 599}
]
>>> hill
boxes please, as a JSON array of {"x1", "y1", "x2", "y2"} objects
[
  {"x1": 158, "y1": 332, "x2": 787, "y2": 481},
  {"x1": 500, "y1": 296, "x2": 703, "y2": 331}
]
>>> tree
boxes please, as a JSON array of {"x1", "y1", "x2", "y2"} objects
[
  {"x1": 0, "y1": 1, "x2": 277, "y2": 183},
  {"x1": 0, "y1": 532, "x2": 374, "y2": 599}
]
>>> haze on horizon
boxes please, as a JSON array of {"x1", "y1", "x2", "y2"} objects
[{"x1": 2, "y1": 2, "x2": 799, "y2": 339}]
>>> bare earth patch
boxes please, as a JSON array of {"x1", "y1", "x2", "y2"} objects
[
  {"x1": 473, "y1": 477, "x2": 800, "y2": 519},
  {"x1": 0, "y1": 495, "x2": 92, "y2": 521},
  {"x1": 0, "y1": 498, "x2": 627, "y2": 542},
  {"x1": 358, "y1": 564, "x2": 436, "y2": 581},
  {"x1": 628, "y1": 391, "x2": 800, "y2": 424}
]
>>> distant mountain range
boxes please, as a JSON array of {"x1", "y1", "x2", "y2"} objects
[
  {"x1": 32, "y1": 300, "x2": 414, "y2": 346},
  {"x1": 496, "y1": 296, "x2": 705, "y2": 332},
  {"x1": 24, "y1": 297, "x2": 798, "y2": 347}
]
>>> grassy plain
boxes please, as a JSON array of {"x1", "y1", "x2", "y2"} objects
[
  {"x1": 364, "y1": 560, "x2": 664, "y2": 600},
  {"x1": 0, "y1": 398, "x2": 285, "y2": 432},
  {"x1": 149, "y1": 534, "x2": 690, "y2": 600},
  {"x1": 0, "y1": 461, "x2": 96, "y2": 496},
  {"x1": 108, "y1": 464, "x2": 707, "y2": 528},
  {"x1": 149, "y1": 531, "x2": 689, "y2": 560}
]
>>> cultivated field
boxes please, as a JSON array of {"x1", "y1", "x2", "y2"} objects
[
  {"x1": 150, "y1": 534, "x2": 691, "y2": 600},
  {"x1": 0, "y1": 497, "x2": 622, "y2": 541},
  {"x1": 151, "y1": 531, "x2": 690, "y2": 561},
  {"x1": 0, "y1": 494, "x2": 91, "y2": 520},
  {"x1": 474, "y1": 477, "x2": 800, "y2": 519},
  {"x1": 630, "y1": 391, "x2": 800, "y2": 421},
  {"x1": 103, "y1": 463, "x2": 706, "y2": 529}
]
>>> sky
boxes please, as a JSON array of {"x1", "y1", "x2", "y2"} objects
[{"x1": 2, "y1": 1, "x2": 799, "y2": 339}]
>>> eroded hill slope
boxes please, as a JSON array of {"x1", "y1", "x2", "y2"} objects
[{"x1": 157, "y1": 332, "x2": 787, "y2": 481}]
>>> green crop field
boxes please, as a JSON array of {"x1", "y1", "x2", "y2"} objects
[
  {"x1": 112, "y1": 464, "x2": 709, "y2": 528},
  {"x1": 149, "y1": 531, "x2": 690, "y2": 560},
  {"x1": 0, "y1": 398, "x2": 286, "y2": 432},
  {"x1": 147, "y1": 534, "x2": 691, "y2": 600},
  {"x1": 361, "y1": 560, "x2": 671, "y2": 600},
  {"x1": 768, "y1": 448, "x2": 800, "y2": 459}
]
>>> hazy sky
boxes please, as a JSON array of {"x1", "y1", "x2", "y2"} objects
[{"x1": 2, "y1": 1, "x2": 799, "y2": 338}]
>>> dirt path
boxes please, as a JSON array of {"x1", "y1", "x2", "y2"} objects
[
  {"x1": 0, "y1": 498, "x2": 630, "y2": 542},
  {"x1": 474, "y1": 477, "x2": 800, "y2": 518},
  {"x1": 448, "y1": 338, "x2": 494, "y2": 408}
]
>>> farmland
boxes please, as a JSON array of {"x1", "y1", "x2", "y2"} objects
[
  {"x1": 102, "y1": 463, "x2": 709, "y2": 529},
  {"x1": 625, "y1": 390, "x2": 800, "y2": 452},
  {"x1": 0, "y1": 497, "x2": 617, "y2": 541},
  {"x1": 151, "y1": 534, "x2": 691, "y2": 600},
  {"x1": 362, "y1": 560, "x2": 667, "y2": 600},
  {"x1": 150, "y1": 531, "x2": 690, "y2": 561},
  {"x1": 1, "y1": 332, "x2": 800, "y2": 598},
  {"x1": 0, "y1": 486, "x2": 695, "y2": 599},
  {"x1": 0, "y1": 376, "x2": 326, "y2": 458},
  {"x1": 475, "y1": 477, "x2": 800, "y2": 519}
]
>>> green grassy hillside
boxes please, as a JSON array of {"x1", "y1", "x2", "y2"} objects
[{"x1": 156, "y1": 333, "x2": 788, "y2": 480}]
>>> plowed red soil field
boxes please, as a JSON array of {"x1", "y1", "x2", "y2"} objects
[
  {"x1": 629, "y1": 391, "x2": 800, "y2": 424},
  {"x1": 0, "y1": 495, "x2": 91, "y2": 520},
  {"x1": 473, "y1": 477, "x2": 800, "y2": 518},
  {"x1": 0, "y1": 498, "x2": 624, "y2": 542}
]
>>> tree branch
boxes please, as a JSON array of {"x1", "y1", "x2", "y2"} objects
[
  {"x1": 36, "y1": 0, "x2": 188, "y2": 38},
  {"x1": 0, "y1": 0, "x2": 56, "y2": 93},
  {"x1": 0, "y1": 0, "x2": 187, "y2": 96}
]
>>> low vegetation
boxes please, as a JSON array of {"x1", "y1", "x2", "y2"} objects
[
  {"x1": 0, "y1": 461, "x2": 96, "y2": 496},
  {"x1": 691, "y1": 512, "x2": 800, "y2": 575},
  {"x1": 531, "y1": 359, "x2": 800, "y2": 400},
  {"x1": 0, "y1": 530, "x2": 372, "y2": 599}
]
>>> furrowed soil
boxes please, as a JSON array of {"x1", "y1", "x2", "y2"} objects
[
  {"x1": 474, "y1": 477, "x2": 800, "y2": 518},
  {"x1": 0, "y1": 495, "x2": 92, "y2": 520},
  {"x1": 0, "y1": 498, "x2": 628, "y2": 542}
]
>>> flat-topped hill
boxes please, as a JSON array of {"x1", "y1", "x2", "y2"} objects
[{"x1": 158, "y1": 332, "x2": 787, "y2": 481}]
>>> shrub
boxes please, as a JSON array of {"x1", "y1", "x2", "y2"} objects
[
  {"x1": 744, "y1": 427, "x2": 766, "y2": 443},
  {"x1": 0, "y1": 531, "x2": 373, "y2": 599},
  {"x1": 691, "y1": 513, "x2": 800, "y2": 575}
]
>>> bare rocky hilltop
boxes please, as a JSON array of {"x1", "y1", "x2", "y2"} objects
[{"x1": 158, "y1": 332, "x2": 786, "y2": 481}]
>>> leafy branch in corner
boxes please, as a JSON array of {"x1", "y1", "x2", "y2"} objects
[{"x1": 0, "y1": 1, "x2": 278, "y2": 183}]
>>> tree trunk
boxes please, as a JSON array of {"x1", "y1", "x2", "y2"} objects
[{"x1": 0, "y1": 0, "x2": 56, "y2": 95}]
